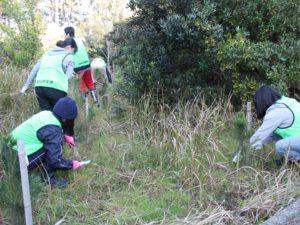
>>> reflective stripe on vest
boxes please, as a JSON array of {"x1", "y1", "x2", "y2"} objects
[
  {"x1": 35, "y1": 52, "x2": 69, "y2": 93},
  {"x1": 11, "y1": 111, "x2": 61, "y2": 155},
  {"x1": 74, "y1": 38, "x2": 90, "y2": 69},
  {"x1": 274, "y1": 96, "x2": 300, "y2": 138}
]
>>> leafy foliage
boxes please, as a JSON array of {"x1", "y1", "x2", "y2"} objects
[
  {"x1": 0, "y1": 0, "x2": 43, "y2": 66},
  {"x1": 110, "y1": 0, "x2": 300, "y2": 104}
]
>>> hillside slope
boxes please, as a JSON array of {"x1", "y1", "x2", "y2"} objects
[{"x1": 0, "y1": 66, "x2": 299, "y2": 225}]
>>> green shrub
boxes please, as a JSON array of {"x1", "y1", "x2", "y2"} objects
[
  {"x1": 110, "y1": 0, "x2": 299, "y2": 105},
  {"x1": 0, "y1": 0, "x2": 43, "y2": 66}
]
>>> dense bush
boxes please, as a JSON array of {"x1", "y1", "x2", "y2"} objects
[
  {"x1": 109, "y1": 0, "x2": 299, "y2": 104},
  {"x1": 215, "y1": 0, "x2": 300, "y2": 102},
  {"x1": 0, "y1": 0, "x2": 42, "y2": 66}
]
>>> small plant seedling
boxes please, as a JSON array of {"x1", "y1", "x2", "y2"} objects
[
  {"x1": 231, "y1": 112, "x2": 252, "y2": 164},
  {"x1": 81, "y1": 160, "x2": 91, "y2": 166}
]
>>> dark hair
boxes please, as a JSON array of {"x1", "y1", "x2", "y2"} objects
[
  {"x1": 64, "y1": 26, "x2": 75, "y2": 37},
  {"x1": 62, "y1": 38, "x2": 78, "y2": 53},
  {"x1": 56, "y1": 40, "x2": 64, "y2": 48},
  {"x1": 253, "y1": 85, "x2": 282, "y2": 119}
]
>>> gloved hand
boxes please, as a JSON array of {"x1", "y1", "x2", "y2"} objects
[
  {"x1": 72, "y1": 160, "x2": 83, "y2": 170},
  {"x1": 20, "y1": 86, "x2": 27, "y2": 94},
  {"x1": 64, "y1": 135, "x2": 75, "y2": 147}
]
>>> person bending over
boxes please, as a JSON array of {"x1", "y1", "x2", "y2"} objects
[
  {"x1": 9, "y1": 97, "x2": 86, "y2": 188},
  {"x1": 250, "y1": 86, "x2": 300, "y2": 163},
  {"x1": 64, "y1": 26, "x2": 100, "y2": 105}
]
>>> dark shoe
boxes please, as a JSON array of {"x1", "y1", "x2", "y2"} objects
[
  {"x1": 287, "y1": 159, "x2": 300, "y2": 166},
  {"x1": 50, "y1": 177, "x2": 68, "y2": 188},
  {"x1": 274, "y1": 158, "x2": 284, "y2": 166},
  {"x1": 40, "y1": 172, "x2": 68, "y2": 188}
]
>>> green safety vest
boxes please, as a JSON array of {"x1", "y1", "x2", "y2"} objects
[
  {"x1": 74, "y1": 38, "x2": 90, "y2": 69},
  {"x1": 11, "y1": 111, "x2": 61, "y2": 156},
  {"x1": 35, "y1": 51, "x2": 70, "y2": 93},
  {"x1": 274, "y1": 96, "x2": 300, "y2": 138}
]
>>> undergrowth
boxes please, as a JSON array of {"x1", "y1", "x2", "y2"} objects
[{"x1": 0, "y1": 65, "x2": 299, "y2": 224}]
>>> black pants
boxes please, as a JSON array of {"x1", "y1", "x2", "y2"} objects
[
  {"x1": 35, "y1": 87, "x2": 67, "y2": 111},
  {"x1": 1, "y1": 143, "x2": 52, "y2": 179},
  {"x1": 27, "y1": 148, "x2": 57, "y2": 182},
  {"x1": 27, "y1": 148, "x2": 48, "y2": 171},
  {"x1": 35, "y1": 87, "x2": 74, "y2": 135}
]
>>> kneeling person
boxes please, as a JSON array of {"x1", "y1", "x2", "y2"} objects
[{"x1": 10, "y1": 97, "x2": 84, "y2": 188}]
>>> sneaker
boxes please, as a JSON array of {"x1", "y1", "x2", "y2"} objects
[
  {"x1": 287, "y1": 159, "x2": 300, "y2": 166},
  {"x1": 274, "y1": 158, "x2": 284, "y2": 166},
  {"x1": 50, "y1": 177, "x2": 68, "y2": 188}
]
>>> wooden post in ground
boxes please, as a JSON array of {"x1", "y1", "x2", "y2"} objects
[
  {"x1": 106, "y1": 38, "x2": 114, "y2": 79},
  {"x1": 17, "y1": 140, "x2": 33, "y2": 225},
  {"x1": 246, "y1": 101, "x2": 252, "y2": 130},
  {"x1": 106, "y1": 38, "x2": 110, "y2": 70},
  {"x1": 85, "y1": 95, "x2": 89, "y2": 119}
]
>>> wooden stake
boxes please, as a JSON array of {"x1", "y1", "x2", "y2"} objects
[
  {"x1": 17, "y1": 140, "x2": 33, "y2": 225},
  {"x1": 106, "y1": 38, "x2": 110, "y2": 70},
  {"x1": 85, "y1": 95, "x2": 89, "y2": 119},
  {"x1": 246, "y1": 101, "x2": 252, "y2": 130}
]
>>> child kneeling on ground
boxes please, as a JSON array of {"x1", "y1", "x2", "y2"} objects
[{"x1": 6, "y1": 97, "x2": 86, "y2": 188}]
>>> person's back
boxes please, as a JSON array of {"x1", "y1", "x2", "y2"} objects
[
  {"x1": 249, "y1": 86, "x2": 300, "y2": 164},
  {"x1": 64, "y1": 26, "x2": 90, "y2": 72},
  {"x1": 11, "y1": 111, "x2": 61, "y2": 155},
  {"x1": 90, "y1": 57, "x2": 107, "y2": 83},
  {"x1": 35, "y1": 47, "x2": 72, "y2": 94},
  {"x1": 273, "y1": 96, "x2": 300, "y2": 138},
  {"x1": 73, "y1": 37, "x2": 90, "y2": 71},
  {"x1": 21, "y1": 38, "x2": 77, "y2": 111}
]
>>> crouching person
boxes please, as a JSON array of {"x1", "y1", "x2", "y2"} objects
[
  {"x1": 250, "y1": 86, "x2": 300, "y2": 164},
  {"x1": 8, "y1": 97, "x2": 84, "y2": 188},
  {"x1": 90, "y1": 57, "x2": 112, "y2": 107}
]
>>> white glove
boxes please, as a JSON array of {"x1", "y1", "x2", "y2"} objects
[{"x1": 20, "y1": 86, "x2": 27, "y2": 94}]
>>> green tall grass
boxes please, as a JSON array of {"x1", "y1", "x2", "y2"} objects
[
  {"x1": 0, "y1": 65, "x2": 299, "y2": 224},
  {"x1": 0, "y1": 65, "x2": 43, "y2": 224}
]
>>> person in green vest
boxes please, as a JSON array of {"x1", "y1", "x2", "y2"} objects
[
  {"x1": 64, "y1": 26, "x2": 100, "y2": 106},
  {"x1": 20, "y1": 38, "x2": 77, "y2": 111},
  {"x1": 9, "y1": 97, "x2": 86, "y2": 188},
  {"x1": 250, "y1": 86, "x2": 300, "y2": 163},
  {"x1": 64, "y1": 27, "x2": 90, "y2": 72}
]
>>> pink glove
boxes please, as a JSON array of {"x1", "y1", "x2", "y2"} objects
[
  {"x1": 72, "y1": 160, "x2": 82, "y2": 170},
  {"x1": 64, "y1": 135, "x2": 75, "y2": 147}
]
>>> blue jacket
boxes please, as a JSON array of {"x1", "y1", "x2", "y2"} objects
[{"x1": 35, "y1": 125, "x2": 72, "y2": 170}]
